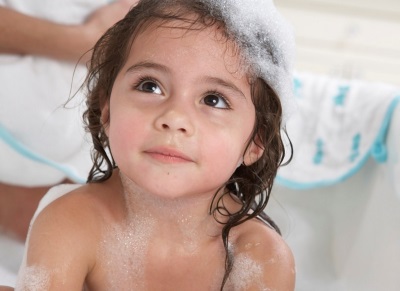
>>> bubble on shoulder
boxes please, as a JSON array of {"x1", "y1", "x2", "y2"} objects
[
  {"x1": 227, "y1": 220, "x2": 294, "y2": 290},
  {"x1": 235, "y1": 216, "x2": 284, "y2": 249},
  {"x1": 15, "y1": 265, "x2": 50, "y2": 291},
  {"x1": 226, "y1": 250, "x2": 266, "y2": 290}
]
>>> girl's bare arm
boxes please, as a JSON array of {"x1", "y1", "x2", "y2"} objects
[{"x1": 16, "y1": 193, "x2": 97, "y2": 290}]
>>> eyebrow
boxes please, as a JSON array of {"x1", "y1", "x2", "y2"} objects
[
  {"x1": 202, "y1": 76, "x2": 246, "y2": 99},
  {"x1": 125, "y1": 61, "x2": 170, "y2": 76}
]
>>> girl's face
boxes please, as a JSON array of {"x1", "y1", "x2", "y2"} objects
[{"x1": 103, "y1": 21, "x2": 261, "y2": 199}]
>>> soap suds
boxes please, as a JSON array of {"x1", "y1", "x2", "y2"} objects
[
  {"x1": 99, "y1": 215, "x2": 155, "y2": 289},
  {"x1": 15, "y1": 265, "x2": 50, "y2": 291},
  {"x1": 199, "y1": 0, "x2": 296, "y2": 123}
]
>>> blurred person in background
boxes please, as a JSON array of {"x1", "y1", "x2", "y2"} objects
[{"x1": 0, "y1": 0, "x2": 138, "y2": 242}]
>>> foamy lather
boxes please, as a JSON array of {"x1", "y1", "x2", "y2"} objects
[{"x1": 200, "y1": 0, "x2": 296, "y2": 124}]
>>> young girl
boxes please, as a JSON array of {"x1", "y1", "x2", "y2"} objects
[{"x1": 14, "y1": 0, "x2": 296, "y2": 289}]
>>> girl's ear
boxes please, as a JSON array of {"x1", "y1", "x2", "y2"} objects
[
  {"x1": 101, "y1": 103, "x2": 110, "y2": 136},
  {"x1": 243, "y1": 140, "x2": 264, "y2": 166}
]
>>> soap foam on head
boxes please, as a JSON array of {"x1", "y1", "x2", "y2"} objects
[{"x1": 200, "y1": 0, "x2": 296, "y2": 124}]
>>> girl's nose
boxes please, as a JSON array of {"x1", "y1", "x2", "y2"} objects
[{"x1": 154, "y1": 102, "x2": 195, "y2": 136}]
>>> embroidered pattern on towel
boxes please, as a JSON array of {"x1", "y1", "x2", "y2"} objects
[{"x1": 277, "y1": 72, "x2": 400, "y2": 189}]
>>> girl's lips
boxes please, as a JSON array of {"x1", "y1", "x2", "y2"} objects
[{"x1": 144, "y1": 147, "x2": 193, "y2": 163}]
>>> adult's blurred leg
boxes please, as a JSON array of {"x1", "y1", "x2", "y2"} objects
[{"x1": 0, "y1": 183, "x2": 53, "y2": 242}]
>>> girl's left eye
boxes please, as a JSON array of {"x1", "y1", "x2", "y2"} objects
[
  {"x1": 136, "y1": 79, "x2": 162, "y2": 95},
  {"x1": 202, "y1": 93, "x2": 230, "y2": 109}
]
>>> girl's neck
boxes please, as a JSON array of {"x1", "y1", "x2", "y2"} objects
[{"x1": 117, "y1": 171, "x2": 227, "y2": 247}]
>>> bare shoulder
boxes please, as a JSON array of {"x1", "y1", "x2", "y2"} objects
[
  {"x1": 231, "y1": 217, "x2": 296, "y2": 291},
  {"x1": 27, "y1": 178, "x2": 124, "y2": 249},
  {"x1": 18, "y1": 180, "x2": 122, "y2": 290},
  {"x1": 31, "y1": 175, "x2": 125, "y2": 234},
  {"x1": 31, "y1": 182, "x2": 111, "y2": 232}
]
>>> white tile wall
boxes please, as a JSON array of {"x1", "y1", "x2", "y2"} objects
[{"x1": 275, "y1": 0, "x2": 400, "y2": 86}]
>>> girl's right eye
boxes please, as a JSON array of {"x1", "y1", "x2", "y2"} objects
[{"x1": 135, "y1": 78, "x2": 162, "y2": 95}]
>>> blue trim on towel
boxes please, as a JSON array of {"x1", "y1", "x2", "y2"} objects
[
  {"x1": 0, "y1": 124, "x2": 86, "y2": 184},
  {"x1": 276, "y1": 95, "x2": 400, "y2": 190},
  {"x1": 293, "y1": 78, "x2": 303, "y2": 97},
  {"x1": 370, "y1": 96, "x2": 400, "y2": 163}
]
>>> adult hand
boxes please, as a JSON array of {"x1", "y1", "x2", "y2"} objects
[
  {"x1": 79, "y1": 0, "x2": 139, "y2": 62},
  {"x1": 83, "y1": 0, "x2": 140, "y2": 47}
]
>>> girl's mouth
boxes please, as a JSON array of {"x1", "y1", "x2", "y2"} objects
[{"x1": 144, "y1": 147, "x2": 193, "y2": 163}]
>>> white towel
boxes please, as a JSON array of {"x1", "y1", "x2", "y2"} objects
[
  {"x1": 277, "y1": 72, "x2": 400, "y2": 189},
  {"x1": 0, "y1": 265, "x2": 17, "y2": 287},
  {"x1": 0, "y1": 0, "x2": 110, "y2": 186},
  {"x1": 0, "y1": 234, "x2": 25, "y2": 287}
]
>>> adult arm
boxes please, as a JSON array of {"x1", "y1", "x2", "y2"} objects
[{"x1": 0, "y1": 0, "x2": 137, "y2": 63}]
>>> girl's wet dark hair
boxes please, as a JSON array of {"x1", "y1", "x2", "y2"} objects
[{"x1": 83, "y1": 0, "x2": 291, "y2": 289}]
